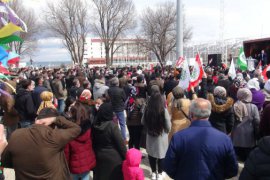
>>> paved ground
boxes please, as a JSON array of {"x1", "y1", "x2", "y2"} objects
[{"x1": 3, "y1": 148, "x2": 243, "y2": 180}]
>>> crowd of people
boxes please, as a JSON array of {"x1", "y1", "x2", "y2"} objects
[{"x1": 0, "y1": 64, "x2": 268, "y2": 179}]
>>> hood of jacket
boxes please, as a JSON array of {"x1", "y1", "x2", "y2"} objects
[
  {"x1": 94, "y1": 79, "x2": 106, "y2": 90},
  {"x1": 16, "y1": 88, "x2": 30, "y2": 98},
  {"x1": 208, "y1": 94, "x2": 234, "y2": 113},
  {"x1": 258, "y1": 136, "x2": 270, "y2": 155},
  {"x1": 125, "y1": 148, "x2": 142, "y2": 167}
]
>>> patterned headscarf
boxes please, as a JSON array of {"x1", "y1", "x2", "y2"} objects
[
  {"x1": 214, "y1": 86, "x2": 227, "y2": 98},
  {"x1": 234, "y1": 88, "x2": 252, "y2": 121},
  {"x1": 234, "y1": 76, "x2": 247, "y2": 88}
]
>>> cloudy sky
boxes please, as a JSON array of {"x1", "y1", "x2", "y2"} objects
[{"x1": 22, "y1": 0, "x2": 270, "y2": 62}]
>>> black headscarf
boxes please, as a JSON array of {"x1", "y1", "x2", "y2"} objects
[{"x1": 96, "y1": 102, "x2": 113, "y2": 124}]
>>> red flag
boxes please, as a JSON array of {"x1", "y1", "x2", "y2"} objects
[
  {"x1": 189, "y1": 53, "x2": 204, "y2": 88},
  {"x1": 0, "y1": 65, "x2": 10, "y2": 74},
  {"x1": 262, "y1": 64, "x2": 270, "y2": 80},
  {"x1": 175, "y1": 56, "x2": 184, "y2": 68}
]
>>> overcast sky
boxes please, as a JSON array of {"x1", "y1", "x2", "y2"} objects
[{"x1": 22, "y1": 0, "x2": 270, "y2": 62}]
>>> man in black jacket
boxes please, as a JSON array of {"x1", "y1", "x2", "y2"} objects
[
  {"x1": 108, "y1": 77, "x2": 127, "y2": 141},
  {"x1": 15, "y1": 79, "x2": 36, "y2": 128}
]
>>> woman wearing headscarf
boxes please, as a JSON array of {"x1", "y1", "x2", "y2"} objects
[
  {"x1": 142, "y1": 85, "x2": 171, "y2": 180},
  {"x1": 247, "y1": 78, "x2": 265, "y2": 111},
  {"x1": 167, "y1": 86, "x2": 194, "y2": 141},
  {"x1": 228, "y1": 76, "x2": 247, "y2": 101},
  {"x1": 92, "y1": 102, "x2": 126, "y2": 180},
  {"x1": 231, "y1": 88, "x2": 260, "y2": 161},
  {"x1": 208, "y1": 86, "x2": 235, "y2": 134},
  {"x1": 262, "y1": 79, "x2": 270, "y2": 108},
  {"x1": 37, "y1": 91, "x2": 56, "y2": 114}
]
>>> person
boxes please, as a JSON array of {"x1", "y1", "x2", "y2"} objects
[
  {"x1": 217, "y1": 69, "x2": 231, "y2": 90},
  {"x1": 259, "y1": 49, "x2": 268, "y2": 66},
  {"x1": 37, "y1": 91, "x2": 56, "y2": 114},
  {"x1": 163, "y1": 98, "x2": 238, "y2": 180},
  {"x1": 208, "y1": 86, "x2": 235, "y2": 134},
  {"x1": 52, "y1": 73, "x2": 67, "y2": 113},
  {"x1": 32, "y1": 76, "x2": 48, "y2": 111},
  {"x1": 231, "y1": 88, "x2": 260, "y2": 161},
  {"x1": 167, "y1": 86, "x2": 193, "y2": 141},
  {"x1": 142, "y1": 85, "x2": 171, "y2": 180},
  {"x1": 2, "y1": 108, "x2": 81, "y2": 180},
  {"x1": 260, "y1": 103, "x2": 270, "y2": 137},
  {"x1": 93, "y1": 75, "x2": 109, "y2": 100},
  {"x1": 247, "y1": 78, "x2": 265, "y2": 111},
  {"x1": 122, "y1": 148, "x2": 144, "y2": 180},
  {"x1": 239, "y1": 136, "x2": 270, "y2": 179},
  {"x1": 92, "y1": 102, "x2": 127, "y2": 180},
  {"x1": 107, "y1": 77, "x2": 127, "y2": 140},
  {"x1": 14, "y1": 79, "x2": 36, "y2": 128},
  {"x1": 64, "y1": 101, "x2": 96, "y2": 180},
  {"x1": 68, "y1": 78, "x2": 82, "y2": 99},
  {"x1": 262, "y1": 79, "x2": 270, "y2": 108},
  {"x1": 0, "y1": 124, "x2": 8, "y2": 180}
]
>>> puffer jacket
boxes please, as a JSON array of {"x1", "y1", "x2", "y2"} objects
[
  {"x1": 240, "y1": 136, "x2": 270, "y2": 180},
  {"x1": 64, "y1": 129, "x2": 96, "y2": 174},
  {"x1": 208, "y1": 94, "x2": 235, "y2": 134},
  {"x1": 122, "y1": 148, "x2": 144, "y2": 180}
]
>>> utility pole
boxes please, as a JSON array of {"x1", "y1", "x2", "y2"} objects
[{"x1": 176, "y1": 0, "x2": 184, "y2": 62}]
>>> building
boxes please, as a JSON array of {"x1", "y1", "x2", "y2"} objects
[{"x1": 83, "y1": 38, "x2": 158, "y2": 67}]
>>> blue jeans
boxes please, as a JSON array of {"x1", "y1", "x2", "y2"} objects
[
  {"x1": 71, "y1": 172, "x2": 90, "y2": 180},
  {"x1": 57, "y1": 99, "x2": 65, "y2": 113},
  {"x1": 115, "y1": 111, "x2": 126, "y2": 140}
]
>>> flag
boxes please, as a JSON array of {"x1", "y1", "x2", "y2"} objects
[
  {"x1": 0, "y1": 35, "x2": 23, "y2": 44},
  {"x1": 262, "y1": 64, "x2": 270, "y2": 81},
  {"x1": 237, "y1": 47, "x2": 247, "y2": 71},
  {"x1": 175, "y1": 56, "x2": 185, "y2": 68},
  {"x1": 228, "y1": 58, "x2": 236, "y2": 79},
  {"x1": 178, "y1": 57, "x2": 190, "y2": 90},
  {"x1": 189, "y1": 53, "x2": 204, "y2": 88},
  {"x1": 7, "y1": 51, "x2": 20, "y2": 66},
  {"x1": 0, "y1": 22, "x2": 23, "y2": 38},
  {"x1": 0, "y1": 65, "x2": 9, "y2": 74},
  {"x1": 0, "y1": 46, "x2": 8, "y2": 61}
]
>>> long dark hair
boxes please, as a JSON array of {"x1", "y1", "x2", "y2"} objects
[
  {"x1": 70, "y1": 101, "x2": 92, "y2": 135},
  {"x1": 144, "y1": 93, "x2": 166, "y2": 136}
]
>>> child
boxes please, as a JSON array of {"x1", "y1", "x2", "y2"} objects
[{"x1": 122, "y1": 148, "x2": 144, "y2": 180}]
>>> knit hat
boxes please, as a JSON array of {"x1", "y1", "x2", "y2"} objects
[
  {"x1": 110, "y1": 77, "x2": 119, "y2": 86},
  {"x1": 37, "y1": 91, "x2": 56, "y2": 114},
  {"x1": 214, "y1": 86, "x2": 227, "y2": 98},
  {"x1": 247, "y1": 79, "x2": 260, "y2": 91}
]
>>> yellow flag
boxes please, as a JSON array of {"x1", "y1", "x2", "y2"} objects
[{"x1": 0, "y1": 23, "x2": 23, "y2": 38}]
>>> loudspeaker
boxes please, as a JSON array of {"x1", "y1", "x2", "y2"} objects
[{"x1": 208, "y1": 54, "x2": 222, "y2": 67}]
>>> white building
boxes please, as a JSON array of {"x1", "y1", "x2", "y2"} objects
[{"x1": 83, "y1": 38, "x2": 158, "y2": 67}]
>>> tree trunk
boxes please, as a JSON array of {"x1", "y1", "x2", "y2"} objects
[{"x1": 105, "y1": 46, "x2": 111, "y2": 67}]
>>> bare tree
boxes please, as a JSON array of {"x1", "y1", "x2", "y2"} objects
[
  {"x1": 8, "y1": 0, "x2": 40, "y2": 57},
  {"x1": 139, "y1": 2, "x2": 192, "y2": 68},
  {"x1": 92, "y1": 0, "x2": 136, "y2": 66},
  {"x1": 44, "y1": 0, "x2": 90, "y2": 65}
]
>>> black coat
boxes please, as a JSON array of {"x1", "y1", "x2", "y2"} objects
[
  {"x1": 92, "y1": 121, "x2": 126, "y2": 180},
  {"x1": 15, "y1": 88, "x2": 36, "y2": 122},
  {"x1": 240, "y1": 136, "x2": 270, "y2": 180},
  {"x1": 108, "y1": 86, "x2": 126, "y2": 112},
  {"x1": 208, "y1": 94, "x2": 235, "y2": 134}
]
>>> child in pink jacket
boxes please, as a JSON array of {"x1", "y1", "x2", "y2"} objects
[{"x1": 122, "y1": 148, "x2": 144, "y2": 180}]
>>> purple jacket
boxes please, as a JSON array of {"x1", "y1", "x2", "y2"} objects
[{"x1": 250, "y1": 89, "x2": 265, "y2": 111}]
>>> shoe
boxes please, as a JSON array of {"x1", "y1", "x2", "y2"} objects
[
  {"x1": 151, "y1": 172, "x2": 157, "y2": 180},
  {"x1": 157, "y1": 172, "x2": 164, "y2": 180}
]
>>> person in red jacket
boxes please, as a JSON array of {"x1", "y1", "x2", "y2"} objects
[
  {"x1": 64, "y1": 97, "x2": 96, "y2": 180},
  {"x1": 122, "y1": 148, "x2": 144, "y2": 180}
]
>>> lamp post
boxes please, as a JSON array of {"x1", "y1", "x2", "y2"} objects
[{"x1": 176, "y1": 0, "x2": 184, "y2": 62}]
